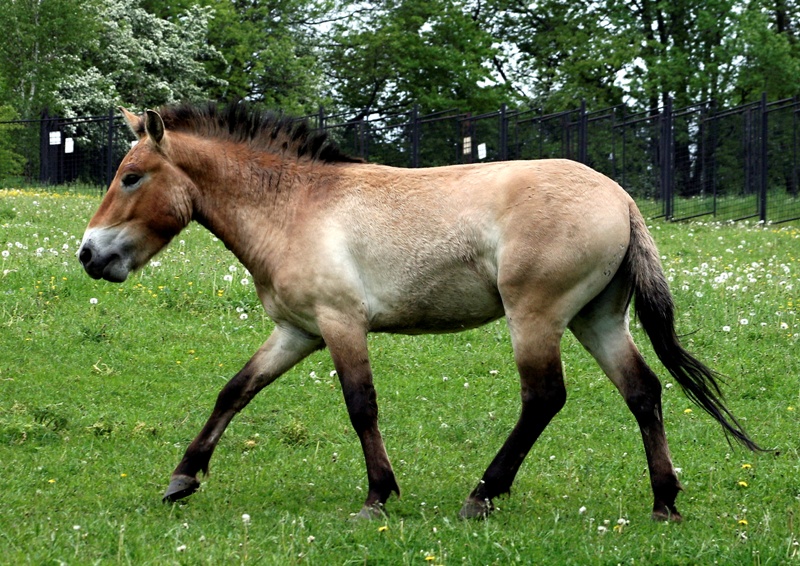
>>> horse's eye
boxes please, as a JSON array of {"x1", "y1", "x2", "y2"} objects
[{"x1": 121, "y1": 173, "x2": 143, "y2": 188}]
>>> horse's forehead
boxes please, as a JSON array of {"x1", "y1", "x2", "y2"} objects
[{"x1": 119, "y1": 141, "x2": 164, "y2": 170}]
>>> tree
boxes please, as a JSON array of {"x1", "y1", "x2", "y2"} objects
[
  {"x1": 205, "y1": 0, "x2": 331, "y2": 113},
  {"x1": 482, "y1": 0, "x2": 630, "y2": 111},
  {"x1": 323, "y1": 0, "x2": 509, "y2": 119},
  {"x1": 0, "y1": 0, "x2": 98, "y2": 118},
  {"x1": 732, "y1": 0, "x2": 800, "y2": 103},
  {"x1": 141, "y1": 0, "x2": 331, "y2": 113},
  {"x1": 0, "y1": 105, "x2": 25, "y2": 178},
  {"x1": 55, "y1": 0, "x2": 224, "y2": 118}
]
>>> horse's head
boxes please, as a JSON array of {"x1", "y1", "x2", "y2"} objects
[{"x1": 78, "y1": 108, "x2": 193, "y2": 282}]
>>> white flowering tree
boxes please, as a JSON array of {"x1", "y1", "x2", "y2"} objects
[{"x1": 56, "y1": 0, "x2": 225, "y2": 118}]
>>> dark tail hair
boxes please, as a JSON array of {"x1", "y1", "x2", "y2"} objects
[{"x1": 625, "y1": 204, "x2": 762, "y2": 451}]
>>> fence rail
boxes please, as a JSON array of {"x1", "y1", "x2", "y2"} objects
[{"x1": 1, "y1": 95, "x2": 798, "y2": 223}]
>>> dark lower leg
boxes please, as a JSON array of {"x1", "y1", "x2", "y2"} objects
[
  {"x1": 462, "y1": 357, "x2": 566, "y2": 517},
  {"x1": 163, "y1": 328, "x2": 321, "y2": 502},
  {"x1": 624, "y1": 356, "x2": 682, "y2": 521},
  {"x1": 341, "y1": 378, "x2": 399, "y2": 512},
  {"x1": 164, "y1": 368, "x2": 259, "y2": 501}
]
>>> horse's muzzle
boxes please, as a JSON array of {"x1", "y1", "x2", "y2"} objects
[{"x1": 78, "y1": 240, "x2": 129, "y2": 282}]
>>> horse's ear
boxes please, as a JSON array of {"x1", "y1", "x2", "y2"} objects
[
  {"x1": 119, "y1": 107, "x2": 145, "y2": 139},
  {"x1": 145, "y1": 109, "x2": 165, "y2": 145}
]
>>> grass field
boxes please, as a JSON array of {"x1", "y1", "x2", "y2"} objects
[{"x1": 1, "y1": 188, "x2": 799, "y2": 565}]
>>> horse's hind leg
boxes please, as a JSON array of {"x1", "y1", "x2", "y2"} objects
[
  {"x1": 460, "y1": 321, "x2": 566, "y2": 519},
  {"x1": 570, "y1": 290, "x2": 682, "y2": 521},
  {"x1": 163, "y1": 326, "x2": 322, "y2": 502}
]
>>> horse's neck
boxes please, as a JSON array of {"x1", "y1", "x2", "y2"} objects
[{"x1": 189, "y1": 153, "x2": 307, "y2": 279}]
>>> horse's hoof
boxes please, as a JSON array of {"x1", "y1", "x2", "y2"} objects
[
  {"x1": 459, "y1": 497, "x2": 493, "y2": 520},
  {"x1": 163, "y1": 475, "x2": 200, "y2": 502},
  {"x1": 353, "y1": 503, "x2": 387, "y2": 521},
  {"x1": 651, "y1": 506, "x2": 682, "y2": 523}
]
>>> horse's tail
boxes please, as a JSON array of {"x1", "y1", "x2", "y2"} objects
[{"x1": 625, "y1": 203, "x2": 762, "y2": 451}]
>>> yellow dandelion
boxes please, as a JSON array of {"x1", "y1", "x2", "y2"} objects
[
  {"x1": 683, "y1": 408, "x2": 693, "y2": 414},
  {"x1": 188, "y1": 349, "x2": 196, "y2": 355},
  {"x1": 378, "y1": 525, "x2": 388, "y2": 533},
  {"x1": 789, "y1": 407, "x2": 795, "y2": 412},
  {"x1": 741, "y1": 463, "x2": 752, "y2": 469},
  {"x1": 120, "y1": 473, "x2": 127, "y2": 477},
  {"x1": 425, "y1": 556, "x2": 435, "y2": 562},
  {"x1": 738, "y1": 519, "x2": 748, "y2": 526},
  {"x1": 738, "y1": 481, "x2": 748, "y2": 488},
  {"x1": 48, "y1": 479, "x2": 56, "y2": 484}
]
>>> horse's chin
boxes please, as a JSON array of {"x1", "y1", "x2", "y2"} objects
[{"x1": 102, "y1": 262, "x2": 131, "y2": 283}]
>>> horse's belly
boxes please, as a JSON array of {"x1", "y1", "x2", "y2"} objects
[{"x1": 366, "y1": 275, "x2": 505, "y2": 334}]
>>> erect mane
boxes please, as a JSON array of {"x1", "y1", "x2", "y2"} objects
[{"x1": 140, "y1": 102, "x2": 362, "y2": 164}]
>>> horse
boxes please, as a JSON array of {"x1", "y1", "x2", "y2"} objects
[{"x1": 78, "y1": 102, "x2": 760, "y2": 521}]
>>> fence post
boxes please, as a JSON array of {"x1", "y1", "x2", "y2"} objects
[
  {"x1": 411, "y1": 104, "x2": 420, "y2": 168},
  {"x1": 39, "y1": 110, "x2": 49, "y2": 184},
  {"x1": 105, "y1": 107, "x2": 115, "y2": 189},
  {"x1": 578, "y1": 99, "x2": 588, "y2": 164},
  {"x1": 661, "y1": 96, "x2": 674, "y2": 219},
  {"x1": 759, "y1": 92, "x2": 768, "y2": 222},
  {"x1": 499, "y1": 103, "x2": 508, "y2": 161}
]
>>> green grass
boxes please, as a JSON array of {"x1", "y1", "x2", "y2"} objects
[{"x1": 1, "y1": 187, "x2": 799, "y2": 564}]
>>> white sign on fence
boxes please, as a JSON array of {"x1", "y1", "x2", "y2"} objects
[
  {"x1": 64, "y1": 138, "x2": 74, "y2": 154},
  {"x1": 477, "y1": 143, "x2": 487, "y2": 160},
  {"x1": 49, "y1": 131, "x2": 61, "y2": 145}
]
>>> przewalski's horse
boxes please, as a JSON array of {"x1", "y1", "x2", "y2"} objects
[{"x1": 78, "y1": 103, "x2": 760, "y2": 521}]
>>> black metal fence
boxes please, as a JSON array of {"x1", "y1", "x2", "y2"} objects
[{"x1": 2, "y1": 94, "x2": 798, "y2": 223}]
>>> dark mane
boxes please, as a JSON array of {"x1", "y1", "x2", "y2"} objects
[{"x1": 142, "y1": 102, "x2": 362, "y2": 164}]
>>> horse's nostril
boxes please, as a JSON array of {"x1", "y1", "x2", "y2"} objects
[{"x1": 79, "y1": 246, "x2": 93, "y2": 266}]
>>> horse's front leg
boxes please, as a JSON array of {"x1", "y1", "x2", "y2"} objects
[
  {"x1": 163, "y1": 325, "x2": 322, "y2": 502},
  {"x1": 319, "y1": 315, "x2": 399, "y2": 518}
]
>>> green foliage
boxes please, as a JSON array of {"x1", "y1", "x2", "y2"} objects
[
  {"x1": 325, "y1": 0, "x2": 510, "y2": 116},
  {"x1": 2, "y1": 0, "x2": 798, "y2": 122},
  {"x1": 0, "y1": 105, "x2": 25, "y2": 177},
  {"x1": 1, "y1": 188, "x2": 799, "y2": 563},
  {"x1": 0, "y1": 0, "x2": 98, "y2": 117},
  {"x1": 203, "y1": 0, "x2": 331, "y2": 114},
  {"x1": 732, "y1": 0, "x2": 800, "y2": 103},
  {"x1": 56, "y1": 0, "x2": 225, "y2": 117}
]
